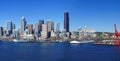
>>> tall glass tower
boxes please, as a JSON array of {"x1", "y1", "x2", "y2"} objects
[
  {"x1": 56, "y1": 22, "x2": 60, "y2": 32},
  {"x1": 6, "y1": 21, "x2": 12, "y2": 32},
  {"x1": 5, "y1": 20, "x2": 12, "y2": 35},
  {"x1": 20, "y1": 17, "x2": 26, "y2": 35},
  {"x1": 64, "y1": 12, "x2": 69, "y2": 32}
]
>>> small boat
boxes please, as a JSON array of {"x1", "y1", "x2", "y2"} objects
[
  {"x1": 13, "y1": 39, "x2": 30, "y2": 42},
  {"x1": 70, "y1": 41, "x2": 80, "y2": 44}
]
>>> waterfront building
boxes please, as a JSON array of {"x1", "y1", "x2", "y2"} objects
[
  {"x1": 50, "y1": 30, "x2": 56, "y2": 40},
  {"x1": 25, "y1": 34, "x2": 35, "y2": 40},
  {"x1": 64, "y1": 12, "x2": 69, "y2": 32},
  {"x1": 59, "y1": 29, "x2": 67, "y2": 39},
  {"x1": 101, "y1": 32, "x2": 109, "y2": 39},
  {"x1": 20, "y1": 17, "x2": 27, "y2": 35},
  {"x1": 24, "y1": 29, "x2": 29, "y2": 35},
  {"x1": 27, "y1": 24, "x2": 33, "y2": 34},
  {"x1": 78, "y1": 29, "x2": 85, "y2": 39},
  {"x1": 51, "y1": 30, "x2": 56, "y2": 37},
  {"x1": 22, "y1": 29, "x2": 35, "y2": 40},
  {"x1": 66, "y1": 32, "x2": 71, "y2": 38},
  {"x1": 55, "y1": 31, "x2": 60, "y2": 39},
  {"x1": 41, "y1": 24, "x2": 48, "y2": 39},
  {"x1": 0, "y1": 27, "x2": 3, "y2": 36},
  {"x1": 71, "y1": 31, "x2": 79, "y2": 39},
  {"x1": 79, "y1": 27, "x2": 96, "y2": 39},
  {"x1": 13, "y1": 29, "x2": 19, "y2": 38}
]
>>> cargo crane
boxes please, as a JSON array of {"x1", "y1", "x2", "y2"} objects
[{"x1": 113, "y1": 24, "x2": 120, "y2": 45}]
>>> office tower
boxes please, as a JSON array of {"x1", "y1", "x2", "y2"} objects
[
  {"x1": 12, "y1": 24, "x2": 15, "y2": 29},
  {"x1": 46, "y1": 20, "x2": 54, "y2": 32},
  {"x1": 5, "y1": 20, "x2": 12, "y2": 35},
  {"x1": 56, "y1": 22, "x2": 60, "y2": 32},
  {"x1": 20, "y1": 17, "x2": 26, "y2": 35},
  {"x1": 6, "y1": 21, "x2": 12, "y2": 31},
  {"x1": 41, "y1": 24, "x2": 48, "y2": 38},
  {"x1": 0, "y1": 27, "x2": 3, "y2": 36},
  {"x1": 27, "y1": 24, "x2": 33, "y2": 34},
  {"x1": 39, "y1": 20, "x2": 44, "y2": 31},
  {"x1": 56, "y1": 22, "x2": 60, "y2": 38},
  {"x1": 64, "y1": 12, "x2": 69, "y2": 32},
  {"x1": 12, "y1": 23, "x2": 15, "y2": 34},
  {"x1": 34, "y1": 23, "x2": 39, "y2": 36},
  {"x1": 46, "y1": 20, "x2": 54, "y2": 37}
]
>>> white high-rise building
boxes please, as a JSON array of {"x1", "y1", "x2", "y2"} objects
[
  {"x1": 56, "y1": 22, "x2": 60, "y2": 32},
  {"x1": 41, "y1": 24, "x2": 48, "y2": 39},
  {"x1": 20, "y1": 17, "x2": 26, "y2": 35}
]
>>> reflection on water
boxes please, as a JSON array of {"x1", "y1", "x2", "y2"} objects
[{"x1": 0, "y1": 42, "x2": 120, "y2": 61}]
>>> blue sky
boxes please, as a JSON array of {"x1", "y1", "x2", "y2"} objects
[{"x1": 0, "y1": 0, "x2": 120, "y2": 32}]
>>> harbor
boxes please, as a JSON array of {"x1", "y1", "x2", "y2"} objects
[{"x1": 0, "y1": 41, "x2": 120, "y2": 61}]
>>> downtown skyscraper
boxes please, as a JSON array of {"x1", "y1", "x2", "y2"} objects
[
  {"x1": 5, "y1": 21, "x2": 12, "y2": 35},
  {"x1": 46, "y1": 20, "x2": 54, "y2": 32},
  {"x1": 46, "y1": 20, "x2": 54, "y2": 37},
  {"x1": 56, "y1": 22, "x2": 60, "y2": 32},
  {"x1": 64, "y1": 12, "x2": 69, "y2": 32},
  {"x1": 39, "y1": 20, "x2": 44, "y2": 31},
  {"x1": 20, "y1": 17, "x2": 27, "y2": 35},
  {"x1": 34, "y1": 23, "x2": 39, "y2": 37}
]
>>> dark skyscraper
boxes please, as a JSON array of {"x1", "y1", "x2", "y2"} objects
[
  {"x1": 0, "y1": 27, "x2": 3, "y2": 36},
  {"x1": 39, "y1": 20, "x2": 44, "y2": 31},
  {"x1": 12, "y1": 24, "x2": 15, "y2": 30},
  {"x1": 64, "y1": 12, "x2": 69, "y2": 32}
]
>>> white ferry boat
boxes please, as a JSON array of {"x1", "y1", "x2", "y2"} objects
[
  {"x1": 70, "y1": 41, "x2": 81, "y2": 44},
  {"x1": 70, "y1": 40, "x2": 94, "y2": 44}
]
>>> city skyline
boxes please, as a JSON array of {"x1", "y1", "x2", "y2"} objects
[
  {"x1": 0, "y1": 0, "x2": 120, "y2": 32},
  {"x1": 0, "y1": 13, "x2": 95, "y2": 32}
]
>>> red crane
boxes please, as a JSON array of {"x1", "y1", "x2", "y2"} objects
[{"x1": 113, "y1": 24, "x2": 120, "y2": 45}]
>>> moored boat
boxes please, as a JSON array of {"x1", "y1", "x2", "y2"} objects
[
  {"x1": 70, "y1": 41, "x2": 80, "y2": 44},
  {"x1": 13, "y1": 39, "x2": 30, "y2": 42}
]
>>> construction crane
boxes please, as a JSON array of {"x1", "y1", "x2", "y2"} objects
[{"x1": 113, "y1": 24, "x2": 120, "y2": 45}]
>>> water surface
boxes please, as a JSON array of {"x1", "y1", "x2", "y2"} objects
[{"x1": 0, "y1": 42, "x2": 120, "y2": 61}]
